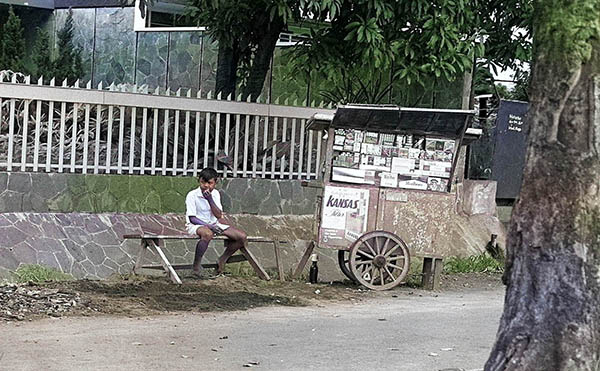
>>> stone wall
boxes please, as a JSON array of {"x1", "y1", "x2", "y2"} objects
[
  {"x1": 0, "y1": 212, "x2": 334, "y2": 281},
  {"x1": 0, "y1": 172, "x2": 505, "y2": 283},
  {"x1": 0, "y1": 172, "x2": 319, "y2": 216}
]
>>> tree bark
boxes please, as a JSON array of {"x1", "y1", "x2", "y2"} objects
[
  {"x1": 485, "y1": 9, "x2": 600, "y2": 371},
  {"x1": 241, "y1": 19, "x2": 283, "y2": 102},
  {"x1": 215, "y1": 44, "x2": 239, "y2": 99}
]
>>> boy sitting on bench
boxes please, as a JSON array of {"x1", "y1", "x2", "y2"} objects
[{"x1": 185, "y1": 167, "x2": 248, "y2": 278}]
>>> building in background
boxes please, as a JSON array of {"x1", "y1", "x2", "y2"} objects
[{"x1": 0, "y1": 0, "x2": 466, "y2": 107}]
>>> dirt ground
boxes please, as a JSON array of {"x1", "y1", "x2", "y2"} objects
[
  {"x1": 2, "y1": 272, "x2": 504, "y2": 321},
  {"x1": 0, "y1": 271, "x2": 503, "y2": 323}
]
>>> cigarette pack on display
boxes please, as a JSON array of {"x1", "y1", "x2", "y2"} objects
[
  {"x1": 426, "y1": 139, "x2": 447, "y2": 151},
  {"x1": 364, "y1": 132, "x2": 379, "y2": 144},
  {"x1": 423, "y1": 151, "x2": 437, "y2": 161},
  {"x1": 354, "y1": 130, "x2": 364, "y2": 143},
  {"x1": 353, "y1": 142, "x2": 362, "y2": 152},
  {"x1": 334, "y1": 135, "x2": 346, "y2": 146},
  {"x1": 333, "y1": 145, "x2": 344, "y2": 151},
  {"x1": 381, "y1": 146, "x2": 399, "y2": 158},
  {"x1": 360, "y1": 155, "x2": 391, "y2": 172},
  {"x1": 379, "y1": 133, "x2": 396, "y2": 146},
  {"x1": 343, "y1": 142, "x2": 354, "y2": 152},
  {"x1": 332, "y1": 152, "x2": 360, "y2": 168},
  {"x1": 443, "y1": 140, "x2": 455, "y2": 152},
  {"x1": 391, "y1": 157, "x2": 416, "y2": 175},
  {"x1": 434, "y1": 150, "x2": 453, "y2": 162},
  {"x1": 361, "y1": 143, "x2": 382, "y2": 156},
  {"x1": 397, "y1": 148, "x2": 410, "y2": 158},
  {"x1": 408, "y1": 148, "x2": 421, "y2": 159}
]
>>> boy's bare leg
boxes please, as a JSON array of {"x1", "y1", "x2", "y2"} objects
[
  {"x1": 217, "y1": 226, "x2": 247, "y2": 274},
  {"x1": 193, "y1": 227, "x2": 214, "y2": 276}
]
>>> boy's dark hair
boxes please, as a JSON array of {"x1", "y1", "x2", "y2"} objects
[{"x1": 198, "y1": 168, "x2": 218, "y2": 182}]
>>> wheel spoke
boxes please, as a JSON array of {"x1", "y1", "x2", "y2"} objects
[
  {"x1": 379, "y1": 268, "x2": 385, "y2": 286},
  {"x1": 387, "y1": 255, "x2": 405, "y2": 262},
  {"x1": 384, "y1": 244, "x2": 401, "y2": 258},
  {"x1": 380, "y1": 238, "x2": 391, "y2": 255},
  {"x1": 356, "y1": 249, "x2": 375, "y2": 259},
  {"x1": 385, "y1": 266, "x2": 396, "y2": 281},
  {"x1": 370, "y1": 268, "x2": 377, "y2": 283},
  {"x1": 361, "y1": 265, "x2": 372, "y2": 277},
  {"x1": 374, "y1": 237, "x2": 381, "y2": 254},
  {"x1": 355, "y1": 260, "x2": 372, "y2": 266},
  {"x1": 388, "y1": 263, "x2": 404, "y2": 270},
  {"x1": 363, "y1": 239, "x2": 377, "y2": 256}
]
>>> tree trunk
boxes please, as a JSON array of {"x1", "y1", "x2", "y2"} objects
[
  {"x1": 215, "y1": 44, "x2": 239, "y2": 99},
  {"x1": 241, "y1": 19, "x2": 283, "y2": 102},
  {"x1": 485, "y1": 5, "x2": 600, "y2": 371}
]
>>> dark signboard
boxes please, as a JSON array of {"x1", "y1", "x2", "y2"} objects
[{"x1": 491, "y1": 100, "x2": 529, "y2": 199}]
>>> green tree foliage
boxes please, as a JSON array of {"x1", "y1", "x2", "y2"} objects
[
  {"x1": 53, "y1": 10, "x2": 83, "y2": 85},
  {"x1": 183, "y1": 0, "x2": 533, "y2": 104},
  {"x1": 187, "y1": 0, "x2": 295, "y2": 100},
  {"x1": 32, "y1": 27, "x2": 54, "y2": 82},
  {"x1": 0, "y1": 6, "x2": 26, "y2": 73}
]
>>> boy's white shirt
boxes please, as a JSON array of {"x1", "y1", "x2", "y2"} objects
[{"x1": 185, "y1": 188, "x2": 230, "y2": 230}]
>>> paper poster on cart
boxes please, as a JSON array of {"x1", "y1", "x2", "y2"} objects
[
  {"x1": 379, "y1": 172, "x2": 398, "y2": 187},
  {"x1": 331, "y1": 167, "x2": 375, "y2": 184},
  {"x1": 320, "y1": 186, "x2": 370, "y2": 246},
  {"x1": 398, "y1": 177, "x2": 428, "y2": 190}
]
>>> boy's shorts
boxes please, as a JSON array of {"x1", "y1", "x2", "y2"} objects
[{"x1": 186, "y1": 223, "x2": 229, "y2": 236}]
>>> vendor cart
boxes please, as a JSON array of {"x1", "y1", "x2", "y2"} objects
[{"x1": 306, "y1": 104, "x2": 476, "y2": 290}]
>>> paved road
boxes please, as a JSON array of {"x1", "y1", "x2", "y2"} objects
[{"x1": 0, "y1": 288, "x2": 504, "y2": 371}]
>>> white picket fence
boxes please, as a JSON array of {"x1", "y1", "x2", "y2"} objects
[{"x1": 0, "y1": 74, "x2": 334, "y2": 179}]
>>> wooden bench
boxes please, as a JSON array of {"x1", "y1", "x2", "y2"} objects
[{"x1": 123, "y1": 233, "x2": 289, "y2": 285}]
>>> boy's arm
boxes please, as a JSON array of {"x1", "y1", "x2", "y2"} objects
[
  {"x1": 188, "y1": 216, "x2": 224, "y2": 234},
  {"x1": 203, "y1": 190, "x2": 223, "y2": 219}
]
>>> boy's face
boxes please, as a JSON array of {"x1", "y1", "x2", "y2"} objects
[{"x1": 199, "y1": 177, "x2": 217, "y2": 192}]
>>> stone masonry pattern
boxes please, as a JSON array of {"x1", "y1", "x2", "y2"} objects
[
  {"x1": 0, "y1": 172, "x2": 319, "y2": 216},
  {"x1": 0, "y1": 212, "x2": 330, "y2": 281}
]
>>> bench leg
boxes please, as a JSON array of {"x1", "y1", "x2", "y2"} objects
[
  {"x1": 147, "y1": 239, "x2": 182, "y2": 285},
  {"x1": 133, "y1": 240, "x2": 148, "y2": 275},
  {"x1": 421, "y1": 257, "x2": 443, "y2": 290},
  {"x1": 273, "y1": 241, "x2": 285, "y2": 281},
  {"x1": 432, "y1": 257, "x2": 443, "y2": 290},
  {"x1": 240, "y1": 245, "x2": 271, "y2": 281},
  {"x1": 292, "y1": 241, "x2": 315, "y2": 279}
]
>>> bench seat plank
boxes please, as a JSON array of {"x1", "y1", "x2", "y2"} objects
[{"x1": 123, "y1": 234, "x2": 287, "y2": 244}]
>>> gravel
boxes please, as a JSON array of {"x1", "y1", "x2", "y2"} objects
[{"x1": 0, "y1": 283, "x2": 83, "y2": 321}]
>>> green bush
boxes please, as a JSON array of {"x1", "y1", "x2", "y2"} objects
[
  {"x1": 443, "y1": 254, "x2": 504, "y2": 274},
  {"x1": 14, "y1": 264, "x2": 74, "y2": 283}
]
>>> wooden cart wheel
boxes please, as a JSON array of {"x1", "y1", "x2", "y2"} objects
[
  {"x1": 349, "y1": 231, "x2": 411, "y2": 291},
  {"x1": 338, "y1": 250, "x2": 358, "y2": 283}
]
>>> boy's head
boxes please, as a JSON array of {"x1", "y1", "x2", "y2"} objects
[{"x1": 198, "y1": 168, "x2": 218, "y2": 192}]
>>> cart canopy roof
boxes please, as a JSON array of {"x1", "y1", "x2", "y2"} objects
[{"x1": 312, "y1": 104, "x2": 475, "y2": 139}]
